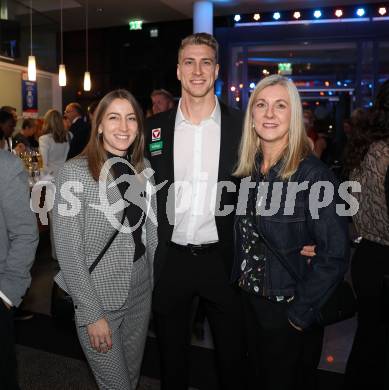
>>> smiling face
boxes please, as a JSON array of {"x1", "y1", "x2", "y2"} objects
[
  {"x1": 177, "y1": 44, "x2": 219, "y2": 99},
  {"x1": 98, "y1": 98, "x2": 138, "y2": 156},
  {"x1": 252, "y1": 84, "x2": 291, "y2": 149}
]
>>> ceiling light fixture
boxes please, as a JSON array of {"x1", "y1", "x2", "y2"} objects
[
  {"x1": 58, "y1": 0, "x2": 66, "y2": 86},
  {"x1": 83, "y1": 0, "x2": 91, "y2": 91},
  {"x1": 27, "y1": 0, "x2": 36, "y2": 81}
]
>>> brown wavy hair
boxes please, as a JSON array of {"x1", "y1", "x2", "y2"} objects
[
  {"x1": 42, "y1": 109, "x2": 69, "y2": 143},
  {"x1": 81, "y1": 89, "x2": 145, "y2": 181}
]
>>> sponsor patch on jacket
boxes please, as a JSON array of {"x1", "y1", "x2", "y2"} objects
[{"x1": 151, "y1": 128, "x2": 161, "y2": 141}]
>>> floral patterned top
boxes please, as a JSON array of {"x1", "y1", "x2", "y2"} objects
[{"x1": 238, "y1": 206, "x2": 267, "y2": 295}]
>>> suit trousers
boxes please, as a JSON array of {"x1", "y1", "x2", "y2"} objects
[
  {"x1": 76, "y1": 256, "x2": 151, "y2": 390},
  {"x1": 242, "y1": 291, "x2": 324, "y2": 390},
  {"x1": 0, "y1": 300, "x2": 19, "y2": 390},
  {"x1": 152, "y1": 245, "x2": 246, "y2": 390}
]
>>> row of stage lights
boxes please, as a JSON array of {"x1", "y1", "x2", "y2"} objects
[
  {"x1": 233, "y1": 5, "x2": 388, "y2": 24},
  {"x1": 229, "y1": 80, "x2": 369, "y2": 92}
]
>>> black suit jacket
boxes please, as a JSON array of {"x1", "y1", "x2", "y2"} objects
[
  {"x1": 67, "y1": 118, "x2": 91, "y2": 160},
  {"x1": 145, "y1": 102, "x2": 243, "y2": 283}
]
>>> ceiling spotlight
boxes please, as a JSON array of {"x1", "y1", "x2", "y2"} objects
[
  {"x1": 234, "y1": 14, "x2": 241, "y2": 22},
  {"x1": 230, "y1": 86, "x2": 236, "y2": 92},
  {"x1": 335, "y1": 9, "x2": 343, "y2": 17},
  {"x1": 313, "y1": 10, "x2": 322, "y2": 18},
  {"x1": 253, "y1": 13, "x2": 260, "y2": 21},
  {"x1": 378, "y1": 7, "x2": 387, "y2": 16},
  {"x1": 273, "y1": 12, "x2": 281, "y2": 20},
  {"x1": 356, "y1": 8, "x2": 366, "y2": 17},
  {"x1": 324, "y1": 81, "x2": 330, "y2": 87},
  {"x1": 293, "y1": 11, "x2": 301, "y2": 19},
  {"x1": 249, "y1": 82, "x2": 256, "y2": 89}
]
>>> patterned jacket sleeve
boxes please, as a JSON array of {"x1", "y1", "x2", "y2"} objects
[{"x1": 53, "y1": 161, "x2": 105, "y2": 326}]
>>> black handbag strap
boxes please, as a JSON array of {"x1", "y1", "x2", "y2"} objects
[
  {"x1": 88, "y1": 211, "x2": 126, "y2": 274},
  {"x1": 258, "y1": 229, "x2": 303, "y2": 283}
]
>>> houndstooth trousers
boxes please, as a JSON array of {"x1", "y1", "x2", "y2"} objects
[{"x1": 76, "y1": 256, "x2": 152, "y2": 390}]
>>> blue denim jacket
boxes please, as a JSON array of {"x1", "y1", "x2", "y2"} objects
[{"x1": 232, "y1": 154, "x2": 350, "y2": 329}]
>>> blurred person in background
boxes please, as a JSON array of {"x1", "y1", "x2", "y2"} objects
[
  {"x1": 39, "y1": 109, "x2": 71, "y2": 177},
  {"x1": 13, "y1": 118, "x2": 37, "y2": 152},
  {"x1": 344, "y1": 80, "x2": 389, "y2": 389},
  {"x1": 65, "y1": 102, "x2": 90, "y2": 159},
  {"x1": 303, "y1": 109, "x2": 327, "y2": 159},
  {"x1": 0, "y1": 110, "x2": 16, "y2": 152},
  {"x1": 150, "y1": 89, "x2": 175, "y2": 115}
]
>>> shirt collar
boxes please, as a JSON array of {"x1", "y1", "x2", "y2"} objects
[{"x1": 175, "y1": 96, "x2": 221, "y2": 128}]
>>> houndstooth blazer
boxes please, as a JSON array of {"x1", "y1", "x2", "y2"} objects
[{"x1": 53, "y1": 156, "x2": 158, "y2": 327}]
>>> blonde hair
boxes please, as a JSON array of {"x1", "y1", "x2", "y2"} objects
[
  {"x1": 234, "y1": 75, "x2": 311, "y2": 180},
  {"x1": 178, "y1": 33, "x2": 218, "y2": 63},
  {"x1": 43, "y1": 109, "x2": 68, "y2": 143},
  {"x1": 81, "y1": 89, "x2": 145, "y2": 181}
]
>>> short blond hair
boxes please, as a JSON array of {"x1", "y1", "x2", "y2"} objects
[
  {"x1": 234, "y1": 75, "x2": 311, "y2": 180},
  {"x1": 178, "y1": 33, "x2": 218, "y2": 63}
]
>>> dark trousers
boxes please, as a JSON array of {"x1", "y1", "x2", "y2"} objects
[
  {"x1": 152, "y1": 245, "x2": 246, "y2": 390},
  {"x1": 345, "y1": 238, "x2": 389, "y2": 389},
  {"x1": 242, "y1": 291, "x2": 324, "y2": 390},
  {"x1": 0, "y1": 301, "x2": 19, "y2": 390}
]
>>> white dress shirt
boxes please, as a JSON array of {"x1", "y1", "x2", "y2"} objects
[{"x1": 171, "y1": 97, "x2": 221, "y2": 245}]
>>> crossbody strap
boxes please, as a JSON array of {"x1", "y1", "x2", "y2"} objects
[
  {"x1": 257, "y1": 229, "x2": 303, "y2": 283},
  {"x1": 251, "y1": 172, "x2": 303, "y2": 284},
  {"x1": 88, "y1": 211, "x2": 127, "y2": 274}
]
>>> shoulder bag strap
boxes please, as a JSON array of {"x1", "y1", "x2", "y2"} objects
[{"x1": 88, "y1": 211, "x2": 126, "y2": 274}]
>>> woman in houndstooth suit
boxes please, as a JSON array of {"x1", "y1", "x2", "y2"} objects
[{"x1": 53, "y1": 89, "x2": 158, "y2": 390}]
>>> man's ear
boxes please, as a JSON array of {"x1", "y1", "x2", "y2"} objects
[
  {"x1": 177, "y1": 64, "x2": 181, "y2": 82},
  {"x1": 215, "y1": 63, "x2": 220, "y2": 79}
]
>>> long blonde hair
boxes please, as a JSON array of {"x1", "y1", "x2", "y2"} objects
[
  {"x1": 43, "y1": 109, "x2": 68, "y2": 143},
  {"x1": 234, "y1": 74, "x2": 311, "y2": 180}
]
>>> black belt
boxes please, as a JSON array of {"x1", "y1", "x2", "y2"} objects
[{"x1": 167, "y1": 241, "x2": 219, "y2": 256}]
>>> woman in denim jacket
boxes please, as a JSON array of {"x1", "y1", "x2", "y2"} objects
[{"x1": 233, "y1": 75, "x2": 349, "y2": 390}]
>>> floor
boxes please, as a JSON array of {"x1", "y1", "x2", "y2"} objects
[{"x1": 15, "y1": 230, "x2": 354, "y2": 389}]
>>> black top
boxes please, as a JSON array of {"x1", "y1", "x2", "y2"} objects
[{"x1": 107, "y1": 152, "x2": 146, "y2": 262}]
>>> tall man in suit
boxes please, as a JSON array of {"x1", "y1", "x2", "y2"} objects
[
  {"x1": 0, "y1": 150, "x2": 39, "y2": 389},
  {"x1": 65, "y1": 102, "x2": 90, "y2": 159},
  {"x1": 145, "y1": 33, "x2": 245, "y2": 390}
]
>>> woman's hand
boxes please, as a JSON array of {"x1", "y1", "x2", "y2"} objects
[
  {"x1": 87, "y1": 318, "x2": 112, "y2": 353},
  {"x1": 300, "y1": 244, "x2": 316, "y2": 264}
]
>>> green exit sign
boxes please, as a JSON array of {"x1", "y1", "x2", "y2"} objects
[
  {"x1": 129, "y1": 20, "x2": 143, "y2": 30},
  {"x1": 278, "y1": 63, "x2": 292, "y2": 75}
]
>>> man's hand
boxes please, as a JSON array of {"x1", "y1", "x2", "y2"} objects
[{"x1": 87, "y1": 318, "x2": 112, "y2": 353}]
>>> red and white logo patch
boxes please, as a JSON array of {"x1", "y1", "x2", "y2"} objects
[{"x1": 152, "y1": 128, "x2": 161, "y2": 141}]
